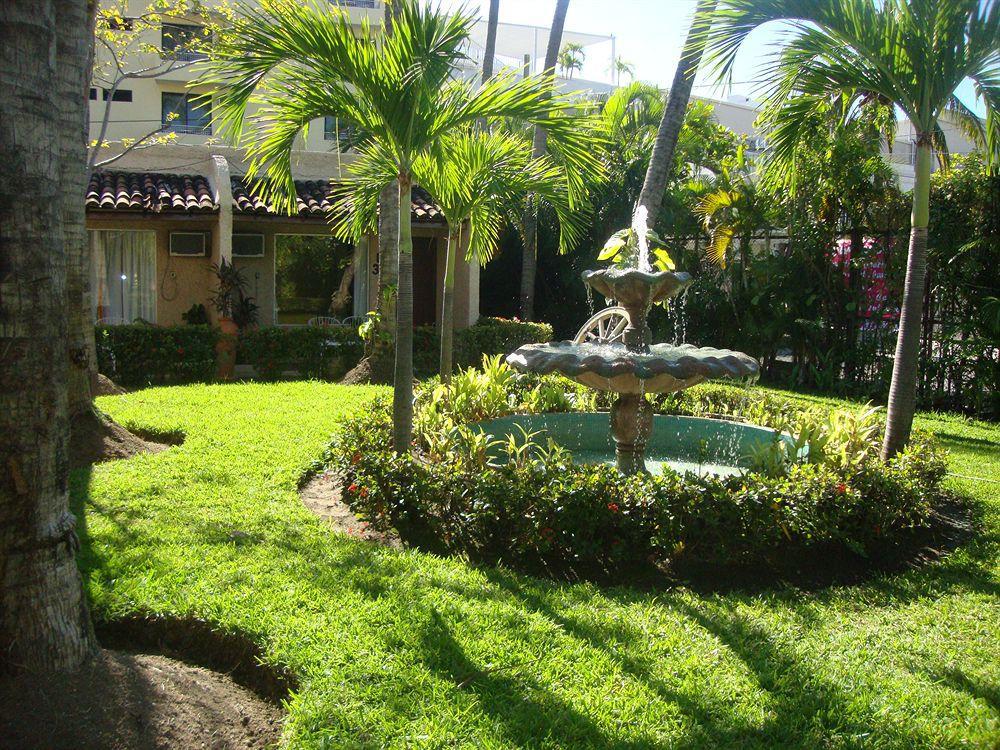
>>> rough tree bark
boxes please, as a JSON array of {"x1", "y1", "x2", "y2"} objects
[
  {"x1": 882, "y1": 137, "x2": 931, "y2": 459},
  {"x1": 59, "y1": 0, "x2": 99, "y2": 419},
  {"x1": 0, "y1": 0, "x2": 98, "y2": 673},
  {"x1": 520, "y1": 0, "x2": 569, "y2": 321},
  {"x1": 636, "y1": 0, "x2": 716, "y2": 221}
]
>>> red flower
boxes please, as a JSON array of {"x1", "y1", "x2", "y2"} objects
[
  {"x1": 835, "y1": 483, "x2": 847, "y2": 495},
  {"x1": 176, "y1": 347, "x2": 184, "y2": 355},
  {"x1": 348, "y1": 483, "x2": 358, "y2": 493},
  {"x1": 607, "y1": 502, "x2": 619, "y2": 513},
  {"x1": 359, "y1": 487, "x2": 369, "y2": 498}
]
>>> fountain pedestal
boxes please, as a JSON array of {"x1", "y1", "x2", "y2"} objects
[{"x1": 610, "y1": 393, "x2": 653, "y2": 473}]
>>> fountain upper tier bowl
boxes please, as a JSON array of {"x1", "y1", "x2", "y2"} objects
[
  {"x1": 506, "y1": 341, "x2": 760, "y2": 394},
  {"x1": 582, "y1": 268, "x2": 693, "y2": 308}
]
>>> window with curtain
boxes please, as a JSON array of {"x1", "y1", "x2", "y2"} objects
[{"x1": 90, "y1": 230, "x2": 157, "y2": 324}]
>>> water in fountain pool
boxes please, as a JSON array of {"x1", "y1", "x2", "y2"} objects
[{"x1": 473, "y1": 413, "x2": 795, "y2": 477}]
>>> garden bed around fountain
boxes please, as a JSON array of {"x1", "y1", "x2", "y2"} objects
[{"x1": 331, "y1": 364, "x2": 951, "y2": 584}]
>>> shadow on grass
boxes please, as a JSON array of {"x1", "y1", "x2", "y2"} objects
[
  {"x1": 482, "y1": 567, "x2": 965, "y2": 748},
  {"x1": 418, "y1": 608, "x2": 660, "y2": 748}
]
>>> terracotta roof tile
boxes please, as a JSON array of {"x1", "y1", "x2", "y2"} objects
[
  {"x1": 85, "y1": 171, "x2": 444, "y2": 225},
  {"x1": 231, "y1": 176, "x2": 444, "y2": 224},
  {"x1": 86, "y1": 171, "x2": 216, "y2": 213}
]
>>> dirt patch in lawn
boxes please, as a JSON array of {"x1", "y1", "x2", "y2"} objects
[
  {"x1": 95, "y1": 373, "x2": 128, "y2": 396},
  {"x1": 70, "y1": 409, "x2": 176, "y2": 470},
  {"x1": 300, "y1": 469, "x2": 401, "y2": 548},
  {"x1": 0, "y1": 649, "x2": 284, "y2": 750}
]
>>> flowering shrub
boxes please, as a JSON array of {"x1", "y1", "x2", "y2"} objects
[{"x1": 333, "y1": 394, "x2": 948, "y2": 580}]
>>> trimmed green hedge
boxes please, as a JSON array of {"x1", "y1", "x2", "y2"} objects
[
  {"x1": 96, "y1": 316, "x2": 551, "y2": 386},
  {"x1": 238, "y1": 326, "x2": 362, "y2": 381},
  {"x1": 413, "y1": 316, "x2": 552, "y2": 375},
  {"x1": 96, "y1": 324, "x2": 218, "y2": 387}
]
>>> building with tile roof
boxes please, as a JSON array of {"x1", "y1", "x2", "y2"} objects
[{"x1": 86, "y1": 1, "x2": 476, "y2": 330}]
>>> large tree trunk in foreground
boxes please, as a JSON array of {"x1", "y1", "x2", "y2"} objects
[
  {"x1": 59, "y1": 0, "x2": 99, "y2": 419},
  {"x1": 439, "y1": 224, "x2": 462, "y2": 381},
  {"x1": 882, "y1": 138, "x2": 932, "y2": 459},
  {"x1": 637, "y1": 0, "x2": 715, "y2": 221},
  {"x1": 393, "y1": 178, "x2": 415, "y2": 454},
  {"x1": 0, "y1": 0, "x2": 98, "y2": 673},
  {"x1": 520, "y1": 0, "x2": 569, "y2": 321}
]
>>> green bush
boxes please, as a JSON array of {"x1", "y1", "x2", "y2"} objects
[
  {"x1": 96, "y1": 324, "x2": 217, "y2": 387},
  {"x1": 412, "y1": 317, "x2": 552, "y2": 375},
  {"x1": 332, "y1": 360, "x2": 948, "y2": 580},
  {"x1": 335, "y1": 400, "x2": 946, "y2": 578},
  {"x1": 238, "y1": 326, "x2": 362, "y2": 381}
]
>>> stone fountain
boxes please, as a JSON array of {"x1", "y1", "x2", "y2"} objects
[{"x1": 506, "y1": 212, "x2": 760, "y2": 474}]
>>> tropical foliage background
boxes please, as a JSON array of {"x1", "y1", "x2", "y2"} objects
[{"x1": 480, "y1": 96, "x2": 998, "y2": 419}]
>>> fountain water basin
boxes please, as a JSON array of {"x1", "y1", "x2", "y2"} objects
[{"x1": 473, "y1": 413, "x2": 798, "y2": 477}]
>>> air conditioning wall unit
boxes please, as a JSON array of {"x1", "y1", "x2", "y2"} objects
[
  {"x1": 232, "y1": 232, "x2": 265, "y2": 258},
  {"x1": 169, "y1": 231, "x2": 208, "y2": 256}
]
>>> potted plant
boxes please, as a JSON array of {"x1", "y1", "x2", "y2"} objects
[{"x1": 209, "y1": 259, "x2": 252, "y2": 380}]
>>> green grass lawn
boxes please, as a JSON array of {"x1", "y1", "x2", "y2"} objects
[{"x1": 77, "y1": 382, "x2": 1000, "y2": 749}]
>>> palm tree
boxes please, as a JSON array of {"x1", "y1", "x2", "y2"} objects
[
  {"x1": 613, "y1": 56, "x2": 635, "y2": 84},
  {"x1": 521, "y1": 0, "x2": 571, "y2": 321},
  {"x1": 337, "y1": 129, "x2": 587, "y2": 380},
  {"x1": 1, "y1": 0, "x2": 97, "y2": 672},
  {"x1": 558, "y1": 42, "x2": 585, "y2": 79},
  {"x1": 202, "y1": 0, "x2": 598, "y2": 452},
  {"x1": 636, "y1": 0, "x2": 717, "y2": 220},
  {"x1": 702, "y1": 0, "x2": 999, "y2": 458}
]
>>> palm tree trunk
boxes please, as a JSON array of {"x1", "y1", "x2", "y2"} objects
[
  {"x1": 520, "y1": 0, "x2": 569, "y2": 320},
  {"x1": 882, "y1": 139, "x2": 932, "y2": 459},
  {"x1": 0, "y1": 0, "x2": 97, "y2": 672},
  {"x1": 481, "y1": 0, "x2": 500, "y2": 82},
  {"x1": 372, "y1": 182, "x2": 399, "y2": 381},
  {"x1": 370, "y1": 0, "x2": 402, "y2": 382},
  {"x1": 393, "y1": 176, "x2": 414, "y2": 454},
  {"x1": 637, "y1": 0, "x2": 715, "y2": 220},
  {"x1": 439, "y1": 223, "x2": 462, "y2": 381}
]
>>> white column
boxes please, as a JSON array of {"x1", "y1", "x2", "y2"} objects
[{"x1": 209, "y1": 154, "x2": 233, "y2": 264}]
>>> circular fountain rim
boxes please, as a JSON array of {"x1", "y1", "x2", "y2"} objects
[{"x1": 470, "y1": 411, "x2": 801, "y2": 476}]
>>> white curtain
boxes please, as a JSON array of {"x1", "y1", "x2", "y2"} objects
[{"x1": 90, "y1": 230, "x2": 157, "y2": 323}]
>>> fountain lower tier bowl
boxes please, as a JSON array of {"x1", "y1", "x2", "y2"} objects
[
  {"x1": 506, "y1": 341, "x2": 761, "y2": 394},
  {"x1": 473, "y1": 413, "x2": 799, "y2": 477}
]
